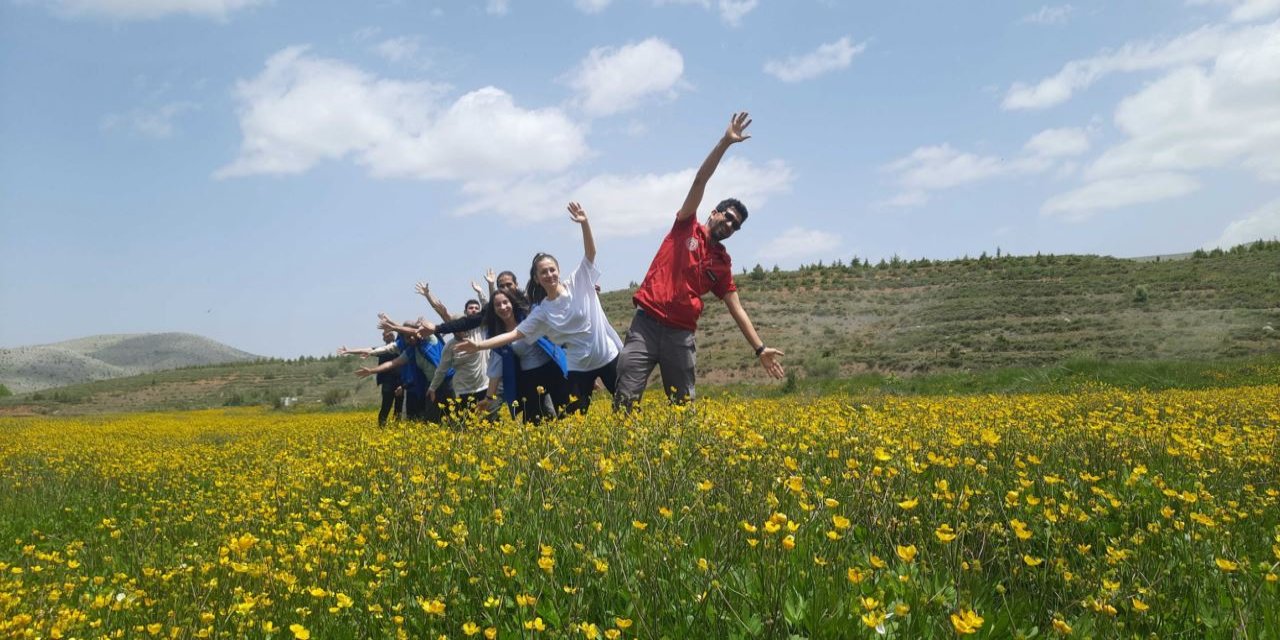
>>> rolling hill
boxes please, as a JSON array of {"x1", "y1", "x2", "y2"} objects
[{"x1": 0, "y1": 332, "x2": 261, "y2": 393}]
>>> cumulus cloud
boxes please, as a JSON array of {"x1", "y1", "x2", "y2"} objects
[
  {"x1": 1038, "y1": 19, "x2": 1280, "y2": 217},
  {"x1": 1024, "y1": 127, "x2": 1091, "y2": 158},
  {"x1": 373, "y1": 36, "x2": 422, "y2": 64},
  {"x1": 1207, "y1": 198, "x2": 1280, "y2": 248},
  {"x1": 653, "y1": 0, "x2": 759, "y2": 27},
  {"x1": 216, "y1": 46, "x2": 587, "y2": 181},
  {"x1": 1022, "y1": 4, "x2": 1074, "y2": 24},
  {"x1": 485, "y1": 0, "x2": 509, "y2": 16},
  {"x1": 567, "y1": 38, "x2": 685, "y2": 117},
  {"x1": 101, "y1": 101, "x2": 199, "y2": 138},
  {"x1": 1040, "y1": 173, "x2": 1201, "y2": 219},
  {"x1": 32, "y1": 0, "x2": 267, "y2": 20},
  {"x1": 1001, "y1": 21, "x2": 1278, "y2": 110},
  {"x1": 575, "y1": 0, "x2": 611, "y2": 13},
  {"x1": 758, "y1": 227, "x2": 841, "y2": 262},
  {"x1": 1188, "y1": 0, "x2": 1280, "y2": 22},
  {"x1": 763, "y1": 36, "x2": 866, "y2": 83},
  {"x1": 456, "y1": 157, "x2": 794, "y2": 236}
]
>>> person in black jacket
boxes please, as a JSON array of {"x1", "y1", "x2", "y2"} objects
[{"x1": 338, "y1": 330, "x2": 405, "y2": 426}]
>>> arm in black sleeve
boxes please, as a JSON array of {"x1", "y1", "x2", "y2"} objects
[{"x1": 432, "y1": 313, "x2": 483, "y2": 336}]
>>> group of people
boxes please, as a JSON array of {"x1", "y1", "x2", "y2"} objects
[{"x1": 338, "y1": 112, "x2": 785, "y2": 426}]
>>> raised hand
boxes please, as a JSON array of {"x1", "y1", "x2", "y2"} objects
[
  {"x1": 484, "y1": 268, "x2": 496, "y2": 285},
  {"x1": 337, "y1": 345, "x2": 351, "y2": 356},
  {"x1": 471, "y1": 281, "x2": 484, "y2": 296},
  {"x1": 567, "y1": 201, "x2": 588, "y2": 224},
  {"x1": 723, "y1": 111, "x2": 752, "y2": 145},
  {"x1": 415, "y1": 282, "x2": 430, "y2": 298},
  {"x1": 377, "y1": 313, "x2": 397, "y2": 332}
]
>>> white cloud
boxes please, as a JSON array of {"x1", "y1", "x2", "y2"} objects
[
  {"x1": 373, "y1": 36, "x2": 421, "y2": 64},
  {"x1": 763, "y1": 36, "x2": 866, "y2": 83},
  {"x1": 1083, "y1": 26, "x2": 1280, "y2": 182},
  {"x1": 216, "y1": 46, "x2": 587, "y2": 181},
  {"x1": 1001, "y1": 21, "x2": 1278, "y2": 110},
  {"x1": 34, "y1": 0, "x2": 267, "y2": 20},
  {"x1": 567, "y1": 38, "x2": 685, "y2": 117},
  {"x1": 1188, "y1": 0, "x2": 1280, "y2": 22},
  {"x1": 758, "y1": 227, "x2": 841, "y2": 262},
  {"x1": 1040, "y1": 173, "x2": 1201, "y2": 219},
  {"x1": 101, "y1": 101, "x2": 199, "y2": 138},
  {"x1": 1022, "y1": 4, "x2": 1074, "y2": 25},
  {"x1": 885, "y1": 144, "x2": 1021, "y2": 191},
  {"x1": 1024, "y1": 127, "x2": 1090, "y2": 158},
  {"x1": 575, "y1": 0, "x2": 611, "y2": 13},
  {"x1": 485, "y1": 0, "x2": 509, "y2": 16},
  {"x1": 1208, "y1": 198, "x2": 1280, "y2": 248},
  {"x1": 873, "y1": 191, "x2": 930, "y2": 209},
  {"x1": 653, "y1": 0, "x2": 759, "y2": 26},
  {"x1": 455, "y1": 157, "x2": 794, "y2": 236}
]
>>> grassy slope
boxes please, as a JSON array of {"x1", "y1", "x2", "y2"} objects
[{"x1": 2, "y1": 243, "x2": 1277, "y2": 415}]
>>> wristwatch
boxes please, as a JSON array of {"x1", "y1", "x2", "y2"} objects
[{"x1": 754, "y1": 344, "x2": 766, "y2": 357}]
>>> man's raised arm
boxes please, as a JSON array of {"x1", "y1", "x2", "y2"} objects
[{"x1": 677, "y1": 111, "x2": 752, "y2": 222}]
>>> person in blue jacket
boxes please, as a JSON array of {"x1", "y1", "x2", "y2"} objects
[
  {"x1": 355, "y1": 322, "x2": 453, "y2": 423},
  {"x1": 474, "y1": 288, "x2": 568, "y2": 423}
]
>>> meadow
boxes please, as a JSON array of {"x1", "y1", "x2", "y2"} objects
[{"x1": 2, "y1": 385, "x2": 1278, "y2": 639}]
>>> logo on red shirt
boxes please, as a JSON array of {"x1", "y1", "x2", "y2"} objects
[{"x1": 686, "y1": 236, "x2": 700, "y2": 252}]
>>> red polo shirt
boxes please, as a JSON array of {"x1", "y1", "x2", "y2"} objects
[{"x1": 633, "y1": 214, "x2": 737, "y2": 331}]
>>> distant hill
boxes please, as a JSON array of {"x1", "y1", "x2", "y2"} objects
[
  {"x1": 0, "y1": 333, "x2": 261, "y2": 393},
  {"x1": 0, "y1": 241, "x2": 1276, "y2": 416}
]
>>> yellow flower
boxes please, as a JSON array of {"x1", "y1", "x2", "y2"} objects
[
  {"x1": 462, "y1": 622, "x2": 481, "y2": 636},
  {"x1": 786, "y1": 476, "x2": 805, "y2": 493},
  {"x1": 485, "y1": 628, "x2": 498, "y2": 640},
  {"x1": 847, "y1": 567, "x2": 865, "y2": 584},
  {"x1": 897, "y1": 497, "x2": 919, "y2": 510},
  {"x1": 146, "y1": 623, "x2": 163, "y2": 636},
  {"x1": 832, "y1": 515, "x2": 851, "y2": 530},
  {"x1": 1052, "y1": 617, "x2": 1072, "y2": 635},
  {"x1": 935, "y1": 523, "x2": 957, "y2": 542},
  {"x1": 697, "y1": 557, "x2": 710, "y2": 572},
  {"x1": 740, "y1": 521, "x2": 757, "y2": 533},
  {"x1": 896, "y1": 545, "x2": 918, "y2": 563},
  {"x1": 500, "y1": 543, "x2": 516, "y2": 555},
  {"x1": 826, "y1": 531, "x2": 843, "y2": 541},
  {"x1": 289, "y1": 624, "x2": 310, "y2": 640},
  {"x1": 861, "y1": 609, "x2": 885, "y2": 629},
  {"x1": 894, "y1": 603, "x2": 911, "y2": 616},
  {"x1": 950, "y1": 609, "x2": 984, "y2": 635},
  {"x1": 579, "y1": 622, "x2": 600, "y2": 639},
  {"x1": 697, "y1": 480, "x2": 714, "y2": 492},
  {"x1": 524, "y1": 617, "x2": 546, "y2": 631},
  {"x1": 1131, "y1": 598, "x2": 1149, "y2": 612},
  {"x1": 614, "y1": 618, "x2": 633, "y2": 629},
  {"x1": 659, "y1": 506, "x2": 673, "y2": 519},
  {"x1": 860, "y1": 596, "x2": 880, "y2": 611},
  {"x1": 870, "y1": 554, "x2": 887, "y2": 569},
  {"x1": 419, "y1": 598, "x2": 446, "y2": 616},
  {"x1": 782, "y1": 535, "x2": 796, "y2": 550},
  {"x1": 1215, "y1": 557, "x2": 1238, "y2": 572},
  {"x1": 516, "y1": 594, "x2": 537, "y2": 607},
  {"x1": 1023, "y1": 554, "x2": 1044, "y2": 567},
  {"x1": 632, "y1": 520, "x2": 648, "y2": 531},
  {"x1": 874, "y1": 447, "x2": 893, "y2": 461},
  {"x1": 537, "y1": 556, "x2": 556, "y2": 573}
]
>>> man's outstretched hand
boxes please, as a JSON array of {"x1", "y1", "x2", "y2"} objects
[
  {"x1": 759, "y1": 347, "x2": 785, "y2": 380},
  {"x1": 723, "y1": 111, "x2": 752, "y2": 145}
]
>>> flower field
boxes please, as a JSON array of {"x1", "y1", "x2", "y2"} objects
[{"x1": 2, "y1": 386, "x2": 1278, "y2": 639}]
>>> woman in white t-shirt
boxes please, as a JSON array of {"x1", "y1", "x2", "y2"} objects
[{"x1": 456, "y1": 202, "x2": 623, "y2": 414}]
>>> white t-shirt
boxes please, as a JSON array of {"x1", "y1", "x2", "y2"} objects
[{"x1": 517, "y1": 257, "x2": 622, "y2": 372}]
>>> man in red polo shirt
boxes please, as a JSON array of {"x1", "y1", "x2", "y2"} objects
[{"x1": 614, "y1": 111, "x2": 785, "y2": 410}]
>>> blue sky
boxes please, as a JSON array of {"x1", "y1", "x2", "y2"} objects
[{"x1": 2, "y1": 0, "x2": 1278, "y2": 358}]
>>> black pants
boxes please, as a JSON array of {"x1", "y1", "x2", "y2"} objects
[
  {"x1": 378, "y1": 383, "x2": 403, "y2": 426},
  {"x1": 518, "y1": 360, "x2": 569, "y2": 424},
  {"x1": 404, "y1": 388, "x2": 427, "y2": 422},
  {"x1": 566, "y1": 356, "x2": 619, "y2": 415}
]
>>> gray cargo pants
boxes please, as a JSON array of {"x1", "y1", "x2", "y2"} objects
[{"x1": 613, "y1": 308, "x2": 697, "y2": 411}]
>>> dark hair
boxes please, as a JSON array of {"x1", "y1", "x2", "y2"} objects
[
  {"x1": 496, "y1": 270, "x2": 518, "y2": 287},
  {"x1": 715, "y1": 198, "x2": 748, "y2": 225},
  {"x1": 464, "y1": 299, "x2": 481, "y2": 309},
  {"x1": 481, "y1": 288, "x2": 532, "y2": 338},
  {"x1": 526, "y1": 253, "x2": 558, "y2": 305}
]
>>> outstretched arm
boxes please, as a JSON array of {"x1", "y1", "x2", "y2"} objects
[
  {"x1": 378, "y1": 313, "x2": 435, "y2": 336},
  {"x1": 722, "y1": 291, "x2": 785, "y2": 379},
  {"x1": 355, "y1": 353, "x2": 407, "y2": 378},
  {"x1": 454, "y1": 329, "x2": 525, "y2": 354},
  {"x1": 415, "y1": 282, "x2": 453, "y2": 322},
  {"x1": 677, "y1": 111, "x2": 752, "y2": 222},
  {"x1": 471, "y1": 281, "x2": 487, "y2": 305},
  {"x1": 337, "y1": 345, "x2": 373, "y2": 357},
  {"x1": 568, "y1": 201, "x2": 595, "y2": 264}
]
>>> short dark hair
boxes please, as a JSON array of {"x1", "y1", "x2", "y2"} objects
[
  {"x1": 496, "y1": 270, "x2": 518, "y2": 286},
  {"x1": 715, "y1": 198, "x2": 748, "y2": 225},
  {"x1": 464, "y1": 299, "x2": 481, "y2": 308}
]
